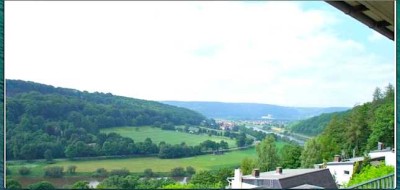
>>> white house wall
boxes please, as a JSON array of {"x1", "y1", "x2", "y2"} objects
[
  {"x1": 368, "y1": 151, "x2": 396, "y2": 167},
  {"x1": 327, "y1": 164, "x2": 354, "y2": 187}
]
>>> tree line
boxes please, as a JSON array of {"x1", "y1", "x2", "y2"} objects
[{"x1": 300, "y1": 84, "x2": 394, "y2": 167}]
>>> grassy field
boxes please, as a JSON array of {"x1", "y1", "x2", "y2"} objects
[
  {"x1": 100, "y1": 126, "x2": 237, "y2": 148},
  {"x1": 8, "y1": 141, "x2": 289, "y2": 177},
  {"x1": 8, "y1": 148, "x2": 257, "y2": 177}
]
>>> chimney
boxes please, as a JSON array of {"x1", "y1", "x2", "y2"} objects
[
  {"x1": 252, "y1": 168, "x2": 260, "y2": 178},
  {"x1": 334, "y1": 155, "x2": 341, "y2": 162},
  {"x1": 232, "y1": 169, "x2": 243, "y2": 188},
  {"x1": 276, "y1": 167, "x2": 282, "y2": 174},
  {"x1": 378, "y1": 142, "x2": 384, "y2": 150}
]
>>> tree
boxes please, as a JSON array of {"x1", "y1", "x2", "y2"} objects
[
  {"x1": 144, "y1": 168, "x2": 154, "y2": 178},
  {"x1": 256, "y1": 135, "x2": 280, "y2": 171},
  {"x1": 44, "y1": 166, "x2": 64, "y2": 178},
  {"x1": 6, "y1": 179, "x2": 22, "y2": 190},
  {"x1": 170, "y1": 167, "x2": 185, "y2": 177},
  {"x1": 67, "y1": 165, "x2": 77, "y2": 174},
  {"x1": 28, "y1": 181, "x2": 56, "y2": 190},
  {"x1": 300, "y1": 138, "x2": 322, "y2": 168},
  {"x1": 44, "y1": 149, "x2": 53, "y2": 162},
  {"x1": 190, "y1": 170, "x2": 217, "y2": 186},
  {"x1": 236, "y1": 132, "x2": 247, "y2": 147},
  {"x1": 109, "y1": 168, "x2": 130, "y2": 177},
  {"x1": 372, "y1": 87, "x2": 383, "y2": 101},
  {"x1": 186, "y1": 166, "x2": 196, "y2": 176},
  {"x1": 240, "y1": 157, "x2": 257, "y2": 175},
  {"x1": 280, "y1": 143, "x2": 302, "y2": 169},
  {"x1": 71, "y1": 181, "x2": 90, "y2": 189},
  {"x1": 19, "y1": 166, "x2": 31, "y2": 175},
  {"x1": 93, "y1": 168, "x2": 108, "y2": 177}
]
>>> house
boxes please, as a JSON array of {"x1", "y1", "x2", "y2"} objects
[
  {"x1": 227, "y1": 168, "x2": 337, "y2": 189},
  {"x1": 322, "y1": 142, "x2": 392, "y2": 187},
  {"x1": 368, "y1": 142, "x2": 395, "y2": 167}
]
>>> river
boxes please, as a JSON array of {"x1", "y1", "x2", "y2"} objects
[{"x1": 245, "y1": 125, "x2": 306, "y2": 145}]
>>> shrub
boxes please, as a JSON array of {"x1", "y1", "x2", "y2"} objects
[
  {"x1": 44, "y1": 166, "x2": 64, "y2": 178},
  {"x1": 170, "y1": 167, "x2": 185, "y2": 177},
  {"x1": 186, "y1": 166, "x2": 196, "y2": 176},
  {"x1": 6, "y1": 179, "x2": 22, "y2": 190},
  {"x1": 110, "y1": 168, "x2": 130, "y2": 177},
  {"x1": 18, "y1": 166, "x2": 31, "y2": 175},
  {"x1": 143, "y1": 168, "x2": 155, "y2": 178},
  {"x1": 28, "y1": 181, "x2": 56, "y2": 190},
  {"x1": 67, "y1": 165, "x2": 77, "y2": 174},
  {"x1": 93, "y1": 168, "x2": 108, "y2": 177},
  {"x1": 71, "y1": 181, "x2": 90, "y2": 189}
]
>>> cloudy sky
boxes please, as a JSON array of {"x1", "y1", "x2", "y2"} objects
[{"x1": 5, "y1": 1, "x2": 394, "y2": 107}]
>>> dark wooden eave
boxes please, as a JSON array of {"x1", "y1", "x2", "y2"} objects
[{"x1": 325, "y1": 1, "x2": 394, "y2": 41}]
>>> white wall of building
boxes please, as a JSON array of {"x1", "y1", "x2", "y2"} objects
[
  {"x1": 327, "y1": 164, "x2": 354, "y2": 187},
  {"x1": 368, "y1": 151, "x2": 396, "y2": 167}
]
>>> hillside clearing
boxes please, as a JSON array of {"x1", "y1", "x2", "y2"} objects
[{"x1": 100, "y1": 126, "x2": 237, "y2": 148}]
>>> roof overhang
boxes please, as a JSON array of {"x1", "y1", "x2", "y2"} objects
[{"x1": 325, "y1": 1, "x2": 394, "y2": 41}]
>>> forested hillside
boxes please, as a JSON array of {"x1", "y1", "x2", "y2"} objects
[
  {"x1": 6, "y1": 79, "x2": 206, "y2": 160},
  {"x1": 289, "y1": 111, "x2": 350, "y2": 136},
  {"x1": 300, "y1": 84, "x2": 394, "y2": 168}
]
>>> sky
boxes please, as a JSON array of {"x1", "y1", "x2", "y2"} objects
[{"x1": 5, "y1": 1, "x2": 394, "y2": 107}]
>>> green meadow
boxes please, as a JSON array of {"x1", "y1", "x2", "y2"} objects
[
  {"x1": 100, "y1": 126, "x2": 237, "y2": 148},
  {"x1": 7, "y1": 148, "x2": 257, "y2": 177}
]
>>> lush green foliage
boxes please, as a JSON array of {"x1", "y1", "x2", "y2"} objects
[
  {"x1": 346, "y1": 163, "x2": 394, "y2": 187},
  {"x1": 256, "y1": 135, "x2": 280, "y2": 171},
  {"x1": 110, "y1": 168, "x2": 130, "y2": 177},
  {"x1": 71, "y1": 181, "x2": 90, "y2": 189},
  {"x1": 28, "y1": 181, "x2": 56, "y2": 190},
  {"x1": 240, "y1": 157, "x2": 257, "y2": 175},
  {"x1": 97, "y1": 175, "x2": 175, "y2": 189},
  {"x1": 44, "y1": 166, "x2": 64, "y2": 178},
  {"x1": 300, "y1": 138, "x2": 322, "y2": 168},
  {"x1": 18, "y1": 166, "x2": 31, "y2": 175},
  {"x1": 289, "y1": 111, "x2": 349, "y2": 136},
  {"x1": 6, "y1": 179, "x2": 22, "y2": 190},
  {"x1": 190, "y1": 168, "x2": 233, "y2": 188},
  {"x1": 7, "y1": 79, "x2": 206, "y2": 160},
  {"x1": 280, "y1": 143, "x2": 302, "y2": 168},
  {"x1": 300, "y1": 84, "x2": 394, "y2": 166}
]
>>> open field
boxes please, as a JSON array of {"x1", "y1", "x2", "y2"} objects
[
  {"x1": 7, "y1": 148, "x2": 257, "y2": 177},
  {"x1": 100, "y1": 126, "x2": 237, "y2": 148},
  {"x1": 8, "y1": 140, "x2": 289, "y2": 177}
]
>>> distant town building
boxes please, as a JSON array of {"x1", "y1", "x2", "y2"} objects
[{"x1": 227, "y1": 168, "x2": 337, "y2": 189}]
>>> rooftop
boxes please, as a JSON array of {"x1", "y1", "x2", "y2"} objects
[{"x1": 242, "y1": 168, "x2": 329, "y2": 180}]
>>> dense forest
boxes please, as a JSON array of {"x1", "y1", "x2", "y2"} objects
[
  {"x1": 6, "y1": 79, "x2": 207, "y2": 160},
  {"x1": 289, "y1": 111, "x2": 350, "y2": 136},
  {"x1": 300, "y1": 84, "x2": 394, "y2": 167}
]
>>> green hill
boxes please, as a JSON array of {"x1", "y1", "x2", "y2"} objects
[
  {"x1": 6, "y1": 79, "x2": 206, "y2": 160},
  {"x1": 289, "y1": 111, "x2": 350, "y2": 136}
]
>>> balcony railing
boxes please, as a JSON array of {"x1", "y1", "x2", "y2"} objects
[{"x1": 346, "y1": 173, "x2": 394, "y2": 189}]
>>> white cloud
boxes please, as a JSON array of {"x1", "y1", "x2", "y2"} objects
[{"x1": 5, "y1": 1, "x2": 394, "y2": 107}]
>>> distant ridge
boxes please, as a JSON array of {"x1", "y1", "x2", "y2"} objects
[{"x1": 162, "y1": 101, "x2": 350, "y2": 120}]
